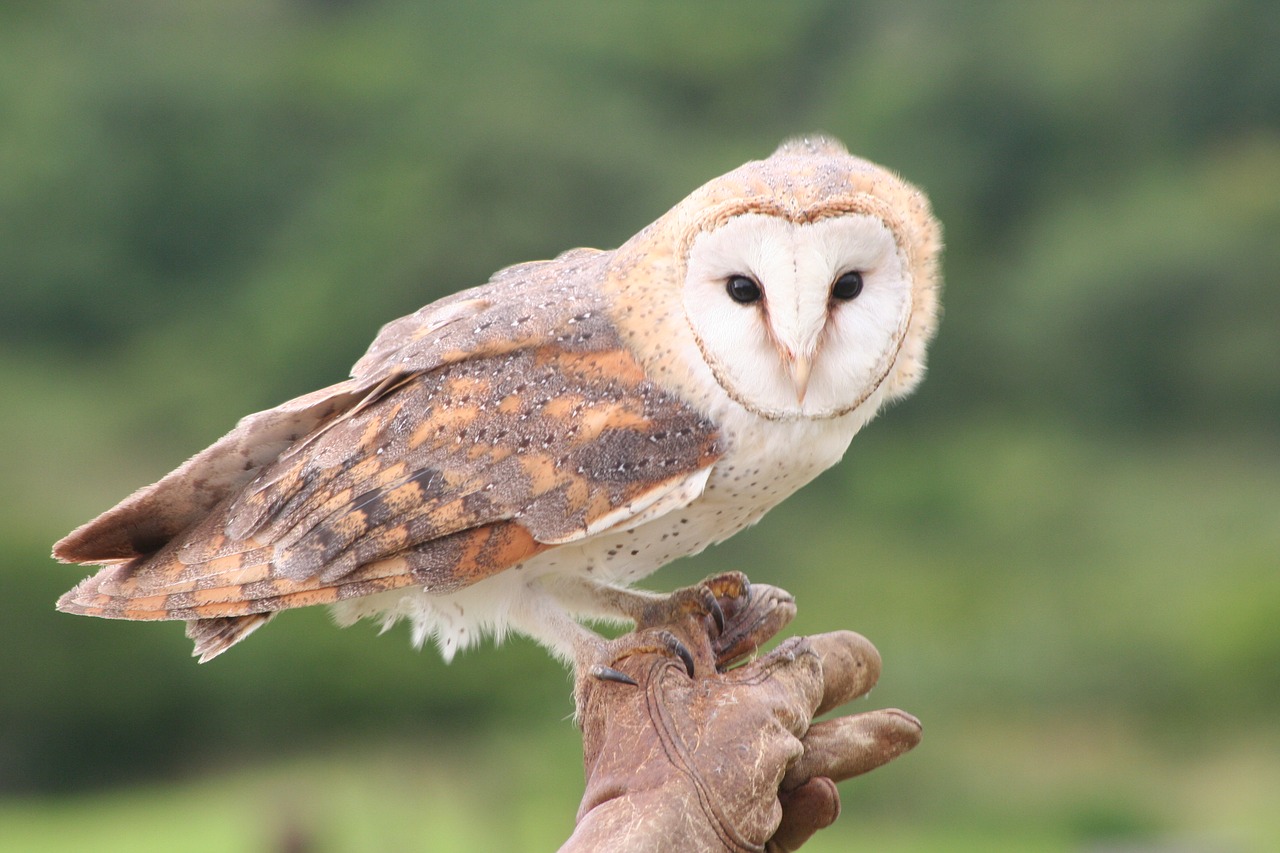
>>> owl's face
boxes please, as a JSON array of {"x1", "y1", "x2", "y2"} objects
[{"x1": 682, "y1": 212, "x2": 915, "y2": 421}]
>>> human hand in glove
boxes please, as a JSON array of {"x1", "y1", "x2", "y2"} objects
[{"x1": 561, "y1": 581, "x2": 921, "y2": 852}]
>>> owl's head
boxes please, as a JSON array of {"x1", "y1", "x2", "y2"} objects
[{"x1": 615, "y1": 137, "x2": 942, "y2": 422}]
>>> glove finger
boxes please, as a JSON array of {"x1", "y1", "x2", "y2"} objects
[
  {"x1": 804, "y1": 630, "x2": 882, "y2": 716},
  {"x1": 728, "y1": 630, "x2": 882, "y2": 733},
  {"x1": 782, "y1": 709, "x2": 922, "y2": 790},
  {"x1": 767, "y1": 777, "x2": 840, "y2": 853},
  {"x1": 721, "y1": 635, "x2": 826, "y2": 736}
]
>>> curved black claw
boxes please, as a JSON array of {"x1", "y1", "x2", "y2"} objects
[
  {"x1": 643, "y1": 628, "x2": 697, "y2": 678},
  {"x1": 650, "y1": 622, "x2": 701, "y2": 676},
  {"x1": 672, "y1": 635, "x2": 696, "y2": 678},
  {"x1": 707, "y1": 594, "x2": 726, "y2": 636},
  {"x1": 590, "y1": 665, "x2": 638, "y2": 687},
  {"x1": 585, "y1": 628, "x2": 696, "y2": 687}
]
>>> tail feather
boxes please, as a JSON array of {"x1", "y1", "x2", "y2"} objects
[
  {"x1": 186, "y1": 614, "x2": 275, "y2": 662},
  {"x1": 56, "y1": 509, "x2": 549, "y2": 659},
  {"x1": 56, "y1": 556, "x2": 423, "y2": 621}
]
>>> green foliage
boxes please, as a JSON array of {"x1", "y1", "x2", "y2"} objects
[{"x1": 2, "y1": 0, "x2": 1277, "y2": 848}]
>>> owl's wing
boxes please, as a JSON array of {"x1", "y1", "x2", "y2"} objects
[
  {"x1": 52, "y1": 248, "x2": 608, "y2": 567},
  {"x1": 49, "y1": 316, "x2": 493, "y2": 566},
  {"x1": 55, "y1": 249, "x2": 722, "y2": 658}
]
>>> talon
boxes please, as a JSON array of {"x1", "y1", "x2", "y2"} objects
[
  {"x1": 673, "y1": 638, "x2": 696, "y2": 678},
  {"x1": 590, "y1": 664, "x2": 638, "y2": 687},
  {"x1": 707, "y1": 594, "x2": 726, "y2": 635}
]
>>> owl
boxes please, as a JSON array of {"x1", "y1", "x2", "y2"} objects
[{"x1": 54, "y1": 136, "x2": 942, "y2": 677}]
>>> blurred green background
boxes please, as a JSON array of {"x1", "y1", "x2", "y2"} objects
[{"x1": 3, "y1": 1, "x2": 1278, "y2": 850}]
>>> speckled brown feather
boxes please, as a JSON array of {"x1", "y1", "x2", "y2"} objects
[{"x1": 56, "y1": 248, "x2": 721, "y2": 657}]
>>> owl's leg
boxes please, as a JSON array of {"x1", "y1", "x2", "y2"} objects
[
  {"x1": 505, "y1": 582, "x2": 699, "y2": 712},
  {"x1": 542, "y1": 571, "x2": 797, "y2": 670},
  {"x1": 543, "y1": 570, "x2": 743, "y2": 627}
]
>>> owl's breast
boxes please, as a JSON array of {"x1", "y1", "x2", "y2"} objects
[
  {"x1": 697, "y1": 412, "x2": 860, "y2": 529},
  {"x1": 565, "y1": 410, "x2": 861, "y2": 587}
]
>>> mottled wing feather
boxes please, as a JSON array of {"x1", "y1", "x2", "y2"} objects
[
  {"x1": 63, "y1": 518, "x2": 548, "y2": 621},
  {"x1": 56, "y1": 248, "x2": 722, "y2": 651},
  {"x1": 53, "y1": 289, "x2": 503, "y2": 567},
  {"x1": 349, "y1": 249, "x2": 604, "y2": 382}
]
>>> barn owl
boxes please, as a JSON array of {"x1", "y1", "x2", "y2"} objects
[{"x1": 54, "y1": 136, "x2": 942, "y2": 679}]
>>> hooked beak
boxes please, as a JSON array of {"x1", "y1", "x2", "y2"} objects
[{"x1": 784, "y1": 350, "x2": 813, "y2": 405}]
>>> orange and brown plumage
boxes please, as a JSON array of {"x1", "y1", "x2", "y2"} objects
[{"x1": 55, "y1": 137, "x2": 942, "y2": 672}]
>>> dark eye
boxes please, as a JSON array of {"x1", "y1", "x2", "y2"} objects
[
  {"x1": 832, "y1": 271, "x2": 864, "y2": 301},
  {"x1": 726, "y1": 274, "x2": 762, "y2": 304}
]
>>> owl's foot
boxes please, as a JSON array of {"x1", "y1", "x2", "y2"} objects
[
  {"x1": 712, "y1": 579, "x2": 796, "y2": 669},
  {"x1": 535, "y1": 570, "x2": 797, "y2": 718},
  {"x1": 630, "y1": 570, "x2": 748, "y2": 634},
  {"x1": 617, "y1": 571, "x2": 797, "y2": 672},
  {"x1": 572, "y1": 628, "x2": 696, "y2": 718},
  {"x1": 585, "y1": 629, "x2": 695, "y2": 687},
  {"x1": 571, "y1": 574, "x2": 798, "y2": 714}
]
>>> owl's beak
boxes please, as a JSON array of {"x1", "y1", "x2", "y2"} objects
[
  {"x1": 771, "y1": 334, "x2": 815, "y2": 405},
  {"x1": 786, "y1": 353, "x2": 813, "y2": 404}
]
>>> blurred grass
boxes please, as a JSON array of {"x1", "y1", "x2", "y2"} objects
[
  {"x1": 0, "y1": 734, "x2": 585, "y2": 853},
  {"x1": 1, "y1": 721, "x2": 1274, "y2": 852}
]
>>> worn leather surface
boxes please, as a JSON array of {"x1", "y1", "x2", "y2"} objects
[{"x1": 563, "y1": 592, "x2": 921, "y2": 852}]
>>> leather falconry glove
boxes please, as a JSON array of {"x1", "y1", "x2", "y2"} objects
[{"x1": 561, "y1": 581, "x2": 921, "y2": 852}]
